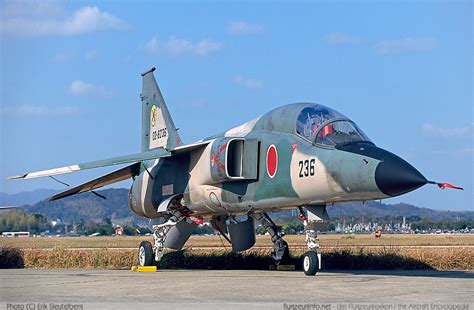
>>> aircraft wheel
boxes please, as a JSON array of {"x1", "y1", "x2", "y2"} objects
[
  {"x1": 303, "y1": 251, "x2": 318, "y2": 276},
  {"x1": 138, "y1": 241, "x2": 154, "y2": 266}
]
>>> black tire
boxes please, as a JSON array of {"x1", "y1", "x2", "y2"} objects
[
  {"x1": 303, "y1": 251, "x2": 318, "y2": 276},
  {"x1": 138, "y1": 241, "x2": 154, "y2": 266}
]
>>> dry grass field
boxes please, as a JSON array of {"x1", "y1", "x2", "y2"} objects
[
  {"x1": 1, "y1": 233, "x2": 473, "y2": 249},
  {"x1": 7, "y1": 246, "x2": 471, "y2": 270},
  {"x1": 1, "y1": 234, "x2": 472, "y2": 270}
]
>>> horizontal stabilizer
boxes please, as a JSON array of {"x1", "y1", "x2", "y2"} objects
[
  {"x1": 8, "y1": 147, "x2": 171, "y2": 180},
  {"x1": 49, "y1": 162, "x2": 142, "y2": 201}
]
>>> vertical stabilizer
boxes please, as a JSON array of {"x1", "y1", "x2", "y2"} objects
[{"x1": 140, "y1": 68, "x2": 182, "y2": 151}]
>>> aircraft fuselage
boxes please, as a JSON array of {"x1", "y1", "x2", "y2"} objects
[{"x1": 129, "y1": 103, "x2": 427, "y2": 219}]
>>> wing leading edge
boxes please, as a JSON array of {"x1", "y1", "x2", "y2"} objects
[
  {"x1": 8, "y1": 140, "x2": 212, "y2": 202},
  {"x1": 7, "y1": 147, "x2": 171, "y2": 180}
]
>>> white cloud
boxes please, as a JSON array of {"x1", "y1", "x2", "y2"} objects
[
  {"x1": 422, "y1": 123, "x2": 473, "y2": 138},
  {"x1": 234, "y1": 75, "x2": 264, "y2": 90},
  {"x1": 0, "y1": 0, "x2": 127, "y2": 37},
  {"x1": 325, "y1": 32, "x2": 363, "y2": 45},
  {"x1": 0, "y1": 104, "x2": 78, "y2": 117},
  {"x1": 142, "y1": 36, "x2": 223, "y2": 57},
  {"x1": 68, "y1": 80, "x2": 113, "y2": 97},
  {"x1": 374, "y1": 37, "x2": 438, "y2": 55},
  {"x1": 227, "y1": 22, "x2": 264, "y2": 35}
]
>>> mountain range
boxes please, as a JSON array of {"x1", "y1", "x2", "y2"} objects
[
  {"x1": 2, "y1": 188, "x2": 473, "y2": 225},
  {"x1": 0, "y1": 189, "x2": 59, "y2": 206}
]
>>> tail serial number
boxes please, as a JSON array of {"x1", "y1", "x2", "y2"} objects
[{"x1": 152, "y1": 128, "x2": 167, "y2": 140}]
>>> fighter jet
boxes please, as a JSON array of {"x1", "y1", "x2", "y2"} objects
[{"x1": 9, "y1": 67, "x2": 463, "y2": 276}]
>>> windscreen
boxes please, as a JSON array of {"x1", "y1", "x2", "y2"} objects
[
  {"x1": 315, "y1": 120, "x2": 371, "y2": 146},
  {"x1": 296, "y1": 106, "x2": 346, "y2": 142}
]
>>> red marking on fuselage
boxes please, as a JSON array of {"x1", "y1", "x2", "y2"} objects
[
  {"x1": 211, "y1": 142, "x2": 228, "y2": 171},
  {"x1": 266, "y1": 144, "x2": 278, "y2": 178},
  {"x1": 291, "y1": 143, "x2": 298, "y2": 153},
  {"x1": 189, "y1": 216, "x2": 204, "y2": 225}
]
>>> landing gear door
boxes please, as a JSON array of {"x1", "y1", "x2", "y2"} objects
[{"x1": 243, "y1": 139, "x2": 259, "y2": 180}]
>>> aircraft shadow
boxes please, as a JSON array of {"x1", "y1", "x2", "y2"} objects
[{"x1": 157, "y1": 250, "x2": 473, "y2": 279}]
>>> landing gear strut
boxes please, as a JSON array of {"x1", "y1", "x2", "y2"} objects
[
  {"x1": 250, "y1": 212, "x2": 289, "y2": 265},
  {"x1": 138, "y1": 198, "x2": 199, "y2": 267},
  {"x1": 298, "y1": 207, "x2": 322, "y2": 276},
  {"x1": 150, "y1": 209, "x2": 187, "y2": 264}
]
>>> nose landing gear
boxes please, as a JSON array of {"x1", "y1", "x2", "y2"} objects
[
  {"x1": 298, "y1": 206, "x2": 323, "y2": 276},
  {"x1": 303, "y1": 251, "x2": 319, "y2": 276}
]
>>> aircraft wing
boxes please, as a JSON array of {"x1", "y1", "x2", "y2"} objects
[
  {"x1": 171, "y1": 140, "x2": 211, "y2": 154},
  {"x1": 8, "y1": 141, "x2": 211, "y2": 202},
  {"x1": 7, "y1": 147, "x2": 171, "y2": 180},
  {"x1": 49, "y1": 162, "x2": 141, "y2": 201}
]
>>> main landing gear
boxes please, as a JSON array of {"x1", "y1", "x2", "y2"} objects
[
  {"x1": 250, "y1": 212, "x2": 290, "y2": 264},
  {"x1": 138, "y1": 199, "x2": 201, "y2": 267},
  {"x1": 137, "y1": 209, "x2": 185, "y2": 267},
  {"x1": 138, "y1": 240, "x2": 153, "y2": 266},
  {"x1": 251, "y1": 209, "x2": 322, "y2": 276},
  {"x1": 137, "y1": 203, "x2": 324, "y2": 277}
]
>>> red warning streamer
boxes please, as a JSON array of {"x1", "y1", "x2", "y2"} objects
[{"x1": 437, "y1": 182, "x2": 464, "y2": 190}]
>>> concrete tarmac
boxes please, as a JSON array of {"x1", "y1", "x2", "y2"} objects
[{"x1": 1, "y1": 269, "x2": 473, "y2": 309}]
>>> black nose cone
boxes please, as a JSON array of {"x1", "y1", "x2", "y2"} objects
[
  {"x1": 375, "y1": 156, "x2": 427, "y2": 197},
  {"x1": 337, "y1": 143, "x2": 428, "y2": 197}
]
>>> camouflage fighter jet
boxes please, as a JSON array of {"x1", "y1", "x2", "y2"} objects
[{"x1": 9, "y1": 67, "x2": 463, "y2": 276}]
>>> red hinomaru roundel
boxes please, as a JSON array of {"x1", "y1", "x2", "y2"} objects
[{"x1": 266, "y1": 144, "x2": 278, "y2": 178}]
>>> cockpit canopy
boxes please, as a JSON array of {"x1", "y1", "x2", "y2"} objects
[{"x1": 296, "y1": 105, "x2": 371, "y2": 147}]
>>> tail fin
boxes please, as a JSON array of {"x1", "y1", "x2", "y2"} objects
[{"x1": 140, "y1": 67, "x2": 182, "y2": 151}]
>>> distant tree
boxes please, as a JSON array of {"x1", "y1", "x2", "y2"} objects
[
  {"x1": 407, "y1": 215, "x2": 421, "y2": 222},
  {"x1": 326, "y1": 223, "x2": 336, "y2": 231},
  {"x1": 193, "y1": 225, "x2": 214, "y2": 235},
  {"x1": 410, "y1": 219, "x2": 473, "y2": 231},
  {"x1": 281, "y1": 222, "x2": 304, "y2": 235},
  {"x1": 256, "y1": 225, "x2": 266, "y2": 235},
  {"x1": 0, "y1": 211, "x2": 50, "y2": 234},
  {"x1": 122, "y1": 225, "x2": 138, "y2": 236}
]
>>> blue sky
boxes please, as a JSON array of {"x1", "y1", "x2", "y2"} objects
[{"x1": 0, "y1": 0, "x2": 472, "y2": 211}]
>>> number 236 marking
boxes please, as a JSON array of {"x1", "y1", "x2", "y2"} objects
[{"x1": 298, "y1": 159, "x2": 315, "y2": 177}]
